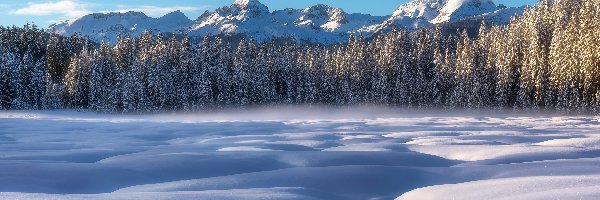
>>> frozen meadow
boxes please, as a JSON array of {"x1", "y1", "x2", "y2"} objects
[{"x1": 0, "y1": 107, "x2": 599, "y2": 200}]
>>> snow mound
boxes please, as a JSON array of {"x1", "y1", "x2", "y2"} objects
[{"x1": 397, "y1": 175, "x2": 600, "y2": 200}]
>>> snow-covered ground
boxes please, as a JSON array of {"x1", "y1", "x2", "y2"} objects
[{"x1": 0, "y1": 107, "x2": 599, "y2": 200}]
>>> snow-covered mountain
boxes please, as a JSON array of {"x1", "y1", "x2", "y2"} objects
[
  {"x1": 48, "y1": 0, "x2": 388, "y2": 44},
  {"x1": 385, "y1": 0, "x2": 503, "y2": 25},
  {"x1": 365, "y1": 0, "x2": 521, "y2": 34},
  {"x1": 187, "y1": 0, "x2": 388, "y2": 43},
  {"x1": 48, "y1": 11, "x2": 193, "y2": 42},
  {"x1": 47, "y1": 0, "x2": 525, "y2": 44}
]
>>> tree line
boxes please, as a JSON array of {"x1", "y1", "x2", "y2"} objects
[{"x1": 0, "y1": 0, "x2": 598, "y2": 113}]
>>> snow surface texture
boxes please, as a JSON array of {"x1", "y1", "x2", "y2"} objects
[
  {"x1": 1, "y1": 107, "x2": 599, "y2": 200},
  {"x1": 48, "y1": 0, "x2": 521, "y2": 44}
]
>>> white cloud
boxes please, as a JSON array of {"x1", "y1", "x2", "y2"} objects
[
  {"x1": 104, "y1": 5, "x2": 209, "y2": 17},
  {"x1": 12, "y1": 1, "x2": 210, "y2": 22},
  {"x1": 13, "y1": 0, "x2": 91, "y2": 19}
]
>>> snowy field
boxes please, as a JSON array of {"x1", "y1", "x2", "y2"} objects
[{"x1": 0, "y1": 107, "x2": 599, "y2": 200}]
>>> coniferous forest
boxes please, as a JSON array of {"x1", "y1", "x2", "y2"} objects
[{"x1": 0, "y1": 0, "x2": 598, "y2": 113}]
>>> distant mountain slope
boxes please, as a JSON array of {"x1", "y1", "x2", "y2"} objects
[
  {"x1": 48, "y1": 11, "x2": 187, "y2": 42},
  {"x1": 431, "y1": 6, "x2": 526, "y2": 37},
  {"x1": 47, "y1": 0, "x2": 525, "y2": 44},
  {"x1": 368, "y1": 0, "x2": 524, "y2": 35},
  {"x1": 384, "y1": 0, "x2": 501, "y2": 24}
]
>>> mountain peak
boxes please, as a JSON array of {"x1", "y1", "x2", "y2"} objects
[
  {"x1": 392, "y1": 0, "x2": 445, "y2": 21},
  {"x1": 302, "y1": 4, "x2": 348, "y2": 24},
  {"x1": 160, "y1": 10, "x2": 188, "y2": 20},
  {"x1": 230, "y1": 0, "x2": 269, "y2": 20},
  {"x1": 164, "y1": 10, "x2": 184, "y2": 16},
  {"x1": 306, "y1": 4, "x2": 332, "y2": 11},
  {"x1": 233, "y1": 0, "x2": 268, "y2": 10},
  {"x1": 158, "y1": 10, "x2": 192, "y2": 27}
]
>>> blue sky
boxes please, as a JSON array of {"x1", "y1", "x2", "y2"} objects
[{"x1": 0, "y1": 0, "x2": 538, "y2": 28}]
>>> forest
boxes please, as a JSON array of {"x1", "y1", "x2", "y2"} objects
[{"x1": 0, "y1": 0, "x2": 598, "y2": 113}]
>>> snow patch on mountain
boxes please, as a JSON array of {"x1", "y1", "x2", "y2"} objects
[{"x1": 431, "y1": 0, "x2": 498, "y2": 23}]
